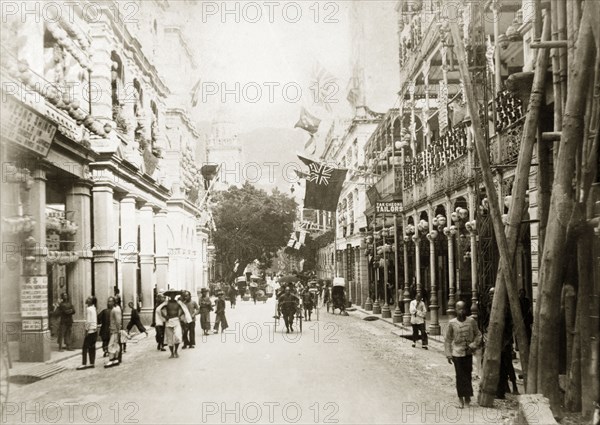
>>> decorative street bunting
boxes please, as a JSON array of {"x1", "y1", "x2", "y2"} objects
[{"x1": 294, "y1": 107, "x2": 321, "y2": 134}]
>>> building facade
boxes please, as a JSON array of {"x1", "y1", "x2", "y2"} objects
[
  {"x1": 0, "y1": 1, "x2": 210, "y2": 362},
  {"x1": 312, "y1": 0, "x2": 541, "y2": 335}
]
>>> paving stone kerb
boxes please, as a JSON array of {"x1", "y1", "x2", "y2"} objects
[{"x1": 515, "y1": 394, "x2": 558, "y2": 424}]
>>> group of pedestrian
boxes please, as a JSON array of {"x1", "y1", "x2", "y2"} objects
[
  {"x1": 408, "y1": 292, "x2": 481, "y2": 408},
  {"x1": 151, "y1": 288, "x2": 229, "y2": 359},
  {"x1": 407, "y1": 287, "x2": 529, "y2": 408}
]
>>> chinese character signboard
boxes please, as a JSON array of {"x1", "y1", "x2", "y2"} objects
[
  {"x1": 21, "y1": 276, "x2": 49, "y2": 326},
  {"x1": 0, "y1": 95, "x2": 57, "y2": 156},
  {"x1": 375, "y1": 202, "x2": 402, "y2": 214}
]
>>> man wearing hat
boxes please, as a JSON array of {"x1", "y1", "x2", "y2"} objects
[
  {"x1": 159, "y1": 290, "x2": 192, "y2": 358},
  {"x1": 199, "y1": 288, "x2": 213, "y2": 336},
  {"x1": 213, "y1": 290, "x2": 228, "y2": 334}
]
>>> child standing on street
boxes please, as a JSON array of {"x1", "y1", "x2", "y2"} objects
[{"x1": 213, "y1": 291, "x2": 228, "y2": 334}]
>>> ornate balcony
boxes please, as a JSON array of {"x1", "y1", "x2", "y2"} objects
[{"x1": 489, "y1": 118, "x2": 525, "y2": 165}]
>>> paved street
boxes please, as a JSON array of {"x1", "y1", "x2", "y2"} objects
[{"x1": 5, "y1": 299, "x2": 516, "y2": 425}]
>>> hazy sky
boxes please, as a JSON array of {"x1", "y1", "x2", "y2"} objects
[{"x1": 184, "y1": 1, "x2": 399, "y2": 132}]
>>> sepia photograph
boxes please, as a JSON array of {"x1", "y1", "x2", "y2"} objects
[{"x1": 0, "y1": 0, "x2": 599, "y2": 424}]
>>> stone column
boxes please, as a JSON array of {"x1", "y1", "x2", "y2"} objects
[
  {"x1": 20, "y1": 166, "x2": 50, "y2": 362},
  {"x1": 392, "y1": 215, "x2": 403, "y2": 323},
  {"x1": 344, "y1": 248, "x2": 352, "y2": 305},
  {"x1": 402, "y1": 237, "x2": 412, "y2": 325},
  {"x1": 445, "y1": 226, "x2": 457, "y2": 317},
  {"x1": 154, "y1": 209, "x2": 169, "y2": 290},
  {"x1": 372, "y1": 222, "x2": 381, "y2": 314},
  {"x1": 359, "y1": 246, "x2": 370, "y2": 310},
  {"x1": 468, "y1": 188, "x2": 479, "y2": 317},
  {"x1": 120, "y1": 195, "x2": 138, "y2": 320},
  {"x1": 413, "y1": 234, "x2": 421, "y2": 297},
  {"x1": 427, "y1": 207, "x2": 441, "y2": 335},
  {"x1": 138, "y1": 204, "x2": 155, "y2": 324},
  {"x1": 92, "y1": 180, "x2": 116, "y2": 313},
  {"x1": 446, "y1": 199, "x2": 457, "y2": 317},
  {"x1": 66, "y1": 180, "x2": 93, "y2": 348}
]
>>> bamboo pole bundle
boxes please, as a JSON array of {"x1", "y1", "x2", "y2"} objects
[{"x1": 532, "y1": 3, "x2": 595, "y2": 410}]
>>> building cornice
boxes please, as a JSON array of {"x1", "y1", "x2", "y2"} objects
[
  {"x1": 89, "y1": 153, "x2": 171, "y2": 202},
  {"x1": 166, "y1": 108, "x2": 201, "y2": 138},
  {"x1": 164, "y1": 26, "x2": 198, "y2": 69},
  {"x1": 92, "y1": 9, "x2": 171, "y2": 98}
]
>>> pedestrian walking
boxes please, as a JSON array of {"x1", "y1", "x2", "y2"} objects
[
  {"x1": 97, "y1": 301, "x2": 112, "y2": 357},
  {"x1": 213, "y1": 291, "x2": 228, "y2": 334},
  {"x1": 126, "y1": 301, "x2": 148, "y2": 337},
  {"x1": 302, "y1": 290, "x2": 315, "y2": 321},
  {"x1": 228, "y1": 284, "x2": 237, "y2": 309},
  {"x1": 199, "y1": 288, "x2": 213, "y2": 335},
  {"x1": 409, "y1": 293, "x2": 428, "y2": 349},
  {"x1": 105, "y1": 296, "x2": 122, "y2": 368},
  {"x1": 444, "y1": 301, "x2": 482, "y2": 408},
  {"x1": 277, "y1": 287, "x2": 299, "y2": 334},
  {"x1": 77, "y1": 296, "x2": 97, "y2": 370},
  {"x1": 154, "y1": 293, "x2": 166, "y2": 351},
  {"x1": 182, "y1": 291, "x2": 199, "y2": 349},
  {"x1": 56, "y1": 293, "x2": 75, "y2": 351},
  {"x1": 160, "y1": 291, "x2": 192, "y2": 358}
]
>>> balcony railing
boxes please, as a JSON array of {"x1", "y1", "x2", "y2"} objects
[{"x1": 489, "y1": 118, "x2": 525, "y2": 165}]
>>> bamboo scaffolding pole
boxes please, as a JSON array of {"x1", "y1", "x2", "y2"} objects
[
  {"x1": 558, "y1": 0, "x2": 568, "y2": 109},
  {"x1": 448, "y1": 17, "x2": 539, "y2": 406},
  {"x1": 533, "y1": 5, "x2": 595, "y2": 409},
  {"x1": 550, "y1": 0, "x2": 563, "y2": 166}
]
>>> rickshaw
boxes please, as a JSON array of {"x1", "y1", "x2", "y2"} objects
[
  {"x1": 329, "y1": 277, "x2": 349, "y2": 315},
  {"x1": 273, "y1": 292, "x2": 303, "y2": 333}
]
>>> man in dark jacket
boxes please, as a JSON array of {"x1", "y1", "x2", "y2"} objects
[
  {"x1": 278, "y1": 287, "x2": 299, "y2": 333},
  {"x1": 56, "y1": 293, "x2": 75, "y2": 351},
  {"x1": 213, "y1": 291, "x2": 228, "y2": 334},
  {"x1": 126, "y1": 301, "x2": 148, "y2": 336},
  {"x1": 97, "y1": 301, "x2": 112, "y2": 357}
]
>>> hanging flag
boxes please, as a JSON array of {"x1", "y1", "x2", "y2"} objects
[
  {"x1": 366, "y1": 185, "x2": 380, "y2": 207},
  {"x1": 311, "y1": 61, "x2": 337, "y2": 112},
  {"x1": 346, "y1": 63, "x2": 362, "y2": 109},
  {"x1": 190, "y1": 78, "x2": 202, "y2": 108},
  {"x1": 297, "y1": 154, "x2": 347, "y2": 212},
  {"x1": 294, "y1": 107, "x2": 321, "y2": 134},
  {"x1": 304, "y1": 135, "x2": 317, "y2": 155}
]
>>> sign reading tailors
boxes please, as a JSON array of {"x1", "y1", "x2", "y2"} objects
[
  {"x1": 1, "y1": 95, "x2": 57, "y2": 156},
  {"x1": 375, "y1": 202, "x2": 402, "y2": 214}
]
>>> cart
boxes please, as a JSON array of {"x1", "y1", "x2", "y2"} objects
[
  {"x1": 273, "y1": 296, "x2": 303, "y2": 334},
  {"x1": 329, "y1": 277, "x2": 348, "y2": 315}
]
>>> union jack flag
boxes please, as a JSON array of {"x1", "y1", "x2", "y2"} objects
[
  {"x1": 298, "y1": 154, "x2": 347, "y2": 212},
  {"x1": 308, "y1": 162, "x2": 333, "y2": 186}
]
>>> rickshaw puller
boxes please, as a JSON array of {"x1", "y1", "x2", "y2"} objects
[{"x1": 277, "y1": 287, "x2": 299, "y2": 333}]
